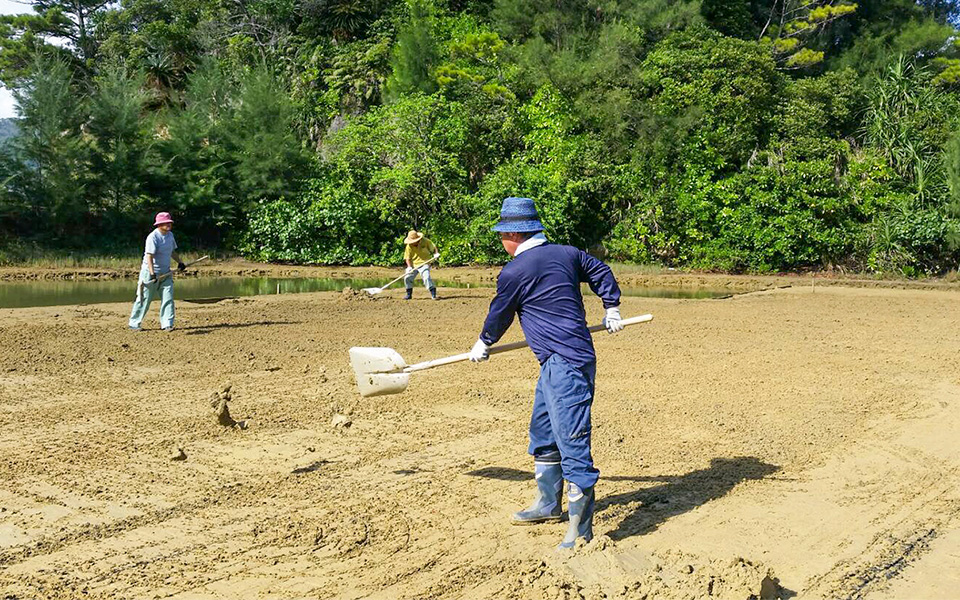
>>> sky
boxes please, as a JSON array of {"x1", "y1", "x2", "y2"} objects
[{"x1": 0, "y1": 0, "x2": 31, "y2": 119}]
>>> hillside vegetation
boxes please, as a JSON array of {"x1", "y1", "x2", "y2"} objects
[{"x1": 1, "y1": 1, "x2": 959, "y2": 274}]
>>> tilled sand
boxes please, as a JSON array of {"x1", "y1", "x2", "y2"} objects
[{"x1": 0, "y1": 283, "x2": 959, "y2": 599}]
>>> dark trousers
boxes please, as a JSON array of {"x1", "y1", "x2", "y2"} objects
[{"x1": 527, "y1": 354, "x2": 599, "y2": 490}]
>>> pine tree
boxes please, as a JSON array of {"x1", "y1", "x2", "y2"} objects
[
  {"x1": 87, "y1": 65, "x2": 149, "y2": 215},
  {"x1": 10, "y1": 53, "x2": 90, "y2": 240},
  {"x1": 918, "y1": 0, "x2": 960, "y2": 24},
  {"x1": 386, "y1": 0, "x2": 439, "y2": 99},
  {"x1": 947, "y1": 131, "x2": 960, "y2": 209},
  {"x1": 945, "y1": 130, "x2": 960, "y2": 253},
  {"x1": 231, "y1": 67, "x2": 311, "y2": 205},
  {"x1": 757, "y1": 0, "x2": 858, "y2": 69},
  {"x1": 702, "y1": 0, "x2": 756, "y2": 39},
  {"x1": 0, "y1": 0, "x2": 111, "y2": 86}
]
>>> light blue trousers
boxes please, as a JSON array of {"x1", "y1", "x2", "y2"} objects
[
  {"x1": 129, "y1": 267, "x2": 175, "y2": 329},
  {"x1": 403, "y1": 265, "x2": 434, "y2": 290}
]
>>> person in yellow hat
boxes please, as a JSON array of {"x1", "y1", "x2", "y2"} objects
[{"x1": 403, "y1": 230, "x2": 440, "y2": 300}]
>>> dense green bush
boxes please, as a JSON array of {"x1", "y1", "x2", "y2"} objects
[
  {"x1": 2, "y1": 0, "x2": 960, "y2": 276},
  {"x1": 242, "y1": 177, "x2": 398, "y2": 265},
  {"x1": 637, "y1": 26, "x2": 782, "y2": 171}
]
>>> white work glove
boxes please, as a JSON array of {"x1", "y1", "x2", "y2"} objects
[
  {"x1": 603, "y1": 307, "x2": 624, "y2": 334},
  {"x1": 405, "y1": 266, "x2": 414, "y2": 274},
  {"x1": 433, "y1": 252, "x2": 440, "y2": 259},
  {"x1": 468, "y1": 338, "x2": 490, "y2": 362}
]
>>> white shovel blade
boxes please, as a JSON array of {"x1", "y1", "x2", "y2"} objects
[
  {"x1": 349, "y1": 347, "x2": 407, "y2": 374},
  {"x1": 349, "y1": 347, "x2": 410, "y2": 397},
  {"x1": 357, "y1": 372, "x2": 410, "y2": 397},
  {"x1": 362, "y1": 287, "x2": 384, "y2": 295}
]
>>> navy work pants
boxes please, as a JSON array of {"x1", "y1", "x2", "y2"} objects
[{"x1": 527, "y1": 354, "x2": 599, "y2": 490}]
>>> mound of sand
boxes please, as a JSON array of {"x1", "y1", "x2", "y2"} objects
[
  {"x1": 515, "y1": 546, "x2": 782, "y2": 600},
  {"x1": 338, "y1": 287, "x2": 377, "y2": 302}
]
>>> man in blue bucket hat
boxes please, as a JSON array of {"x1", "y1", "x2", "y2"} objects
[{"x1": 467, "y1": 197, "x2": 624, "y2": 549}]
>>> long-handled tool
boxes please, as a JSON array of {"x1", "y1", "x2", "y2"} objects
[
  {"x1": 137, "y1": 255, "x2": 210, "y2": 301},
  {"x1": 349, "y1": 314, "x2": 653, "y2": 397},
  {"x1": 362, "y1": 256, "x2": 438, "y2": 296},
  {"x1": 156, "y1": 255, "x2": 210, "y2": 283}
]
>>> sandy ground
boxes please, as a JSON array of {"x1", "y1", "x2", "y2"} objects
[{"x1": 1, "y1": 281, "x2": 959, "y2": 599}]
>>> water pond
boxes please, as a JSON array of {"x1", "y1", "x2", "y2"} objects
[{"x1": 0, "y1": 276, "x2": 731, "y2": 309}]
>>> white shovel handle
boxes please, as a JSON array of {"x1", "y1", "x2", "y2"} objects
[
  {"x1": 379, "y1": 256, "x2": 439, "y2": 291},
  {"x1": 404, "y1": 314, "x2": 653, "y2": 373}
]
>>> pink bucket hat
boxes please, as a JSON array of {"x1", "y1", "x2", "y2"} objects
[{"x1": 154, "y1": 212, "x2": 174, "y2": 226}]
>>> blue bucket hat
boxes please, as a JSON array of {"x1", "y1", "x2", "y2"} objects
[{"x1": 492, "y1": 197, "x2": 544, "y2": 233}]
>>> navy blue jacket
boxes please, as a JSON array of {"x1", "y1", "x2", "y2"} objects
[{"x1": 479, "y1": 243, "x2": 621, "y2": 367}]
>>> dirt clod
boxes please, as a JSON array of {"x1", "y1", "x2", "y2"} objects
[
  {"x1": 331, "y1": 414, "x2": 352, "y2": 429},
  {"x1": 210, "y1": 385, "x2": 245, "y2": 429}
]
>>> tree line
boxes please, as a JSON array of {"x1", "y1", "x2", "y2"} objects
[{"x1": 1, "y1": 0, "x2": 959, "y2": 275}]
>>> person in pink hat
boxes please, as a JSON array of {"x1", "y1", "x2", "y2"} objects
[{"x1": 128, "y1": 212, "x2": 185, "y2": 331}]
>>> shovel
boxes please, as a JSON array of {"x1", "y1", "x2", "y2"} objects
[
  {"x1": 349, "y1": 314, "x2": 654, "y2": 397},
  {"x1": 137, "y1": 255, "x2": 210, "y2": 302},
  {"x1": 362, "y1": 256, "x2": 438, "y2": 296}
]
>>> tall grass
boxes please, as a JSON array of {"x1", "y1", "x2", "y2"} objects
[
  {"x1": 608, "y1": 263, "x2": 668, "y2": 276},
  {"x1": 0, "y1": 243, "x2": 226, "y2": 269}
]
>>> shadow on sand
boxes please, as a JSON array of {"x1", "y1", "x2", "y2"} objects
[
  {"x1": 174, "y1": 321, "x2": 302, "y2": 335},
  {"x1": 467, "y1": 456, "x2": 780, "y2": 541}
]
